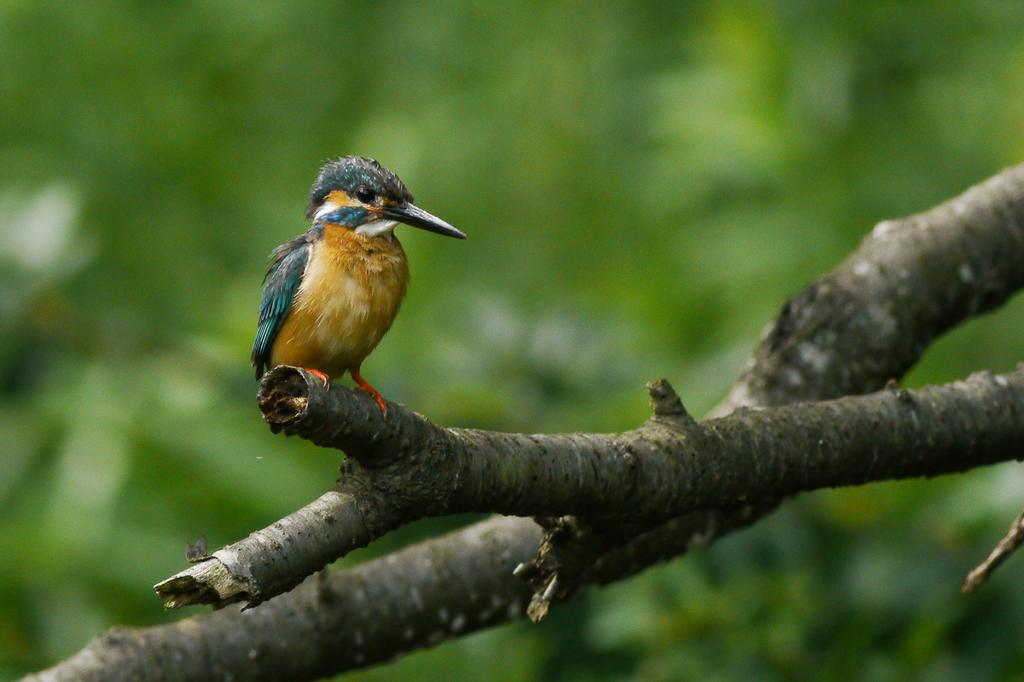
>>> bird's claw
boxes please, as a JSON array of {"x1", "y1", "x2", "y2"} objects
[
  {"x1": 366, "y1": 391, "x2": 389, "y2": 419},
  {"x1": 301, "y1": 368, "x2": 331, "y2": 388},
  {"x1": 351, "y1": 369, "x2": 388, "y2": 419}
]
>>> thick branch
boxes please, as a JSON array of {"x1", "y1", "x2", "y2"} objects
[
  {"x1": 716, "y1": 163, "x2": 1024, "y2": 415},
  {"x1": 158, "y1": 365, "x2": 1024, "y2": 609}
]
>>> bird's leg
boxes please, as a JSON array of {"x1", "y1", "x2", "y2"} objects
[
  {"x1": 350, "y1": 367, "x2": 388, "y2": 418},
  {"x1": 299, "y1": 367, "x2": 330, "y2": 389}
]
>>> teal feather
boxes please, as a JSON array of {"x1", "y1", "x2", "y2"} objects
[{"x1": 251, "y1": 235, "x2": 311, "y2": 378}]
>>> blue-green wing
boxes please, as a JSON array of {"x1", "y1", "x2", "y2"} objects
[{"x1": 251, "y1": 236, "x2": 311, "y2": 378}]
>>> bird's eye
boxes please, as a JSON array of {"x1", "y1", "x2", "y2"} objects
[{"x1": 355, "y1": 186, "x2": 376, "y2": 204}]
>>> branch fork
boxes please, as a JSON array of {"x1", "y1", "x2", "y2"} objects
[{"x1": 156, "y1": 362, "x2": 1024, "y2": 614}]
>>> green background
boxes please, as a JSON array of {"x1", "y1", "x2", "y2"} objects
[{"x1": 3, "y1": 1, "x2": 1024, "y2": 679}]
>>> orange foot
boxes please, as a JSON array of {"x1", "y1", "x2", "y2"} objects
[
  {"x1": 351, "y1": 368, "x2": 388, "y2": 419},
  {"x1": 299, "y1": 367, "x2": 330, "y2": 389}
]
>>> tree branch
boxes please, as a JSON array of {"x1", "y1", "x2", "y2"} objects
[
  {"x1": 963, "y1": 505, "x2": 1024, "y2": 594},
  {"x1": 715, "y1": 162, "x2": 1024, "y2": 415},
  {"x1": 30, "y1": 517, "x2": 540, "y2": 682},
  {"x1": 26, "y1": 162, "x2": 1024, "y2": 682},
  {"x1": 159, "y1": 364, "x2": 1024, "y2": 611}
]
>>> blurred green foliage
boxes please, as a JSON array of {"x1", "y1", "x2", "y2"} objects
[{"x1": 2, "y1": 0, "x2": 1024, "y2": 679}]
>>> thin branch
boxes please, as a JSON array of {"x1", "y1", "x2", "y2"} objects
[
  {"x1": 157, "y1": 490, "x2": 366, "y2": 608},
  {"x1": 963, "y1": 506, "x2": 1024, "y2": 594}
]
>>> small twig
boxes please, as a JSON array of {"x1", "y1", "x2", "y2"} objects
[{"x1": 963, "y1": 506, "x2": 1024, "y2": 594}]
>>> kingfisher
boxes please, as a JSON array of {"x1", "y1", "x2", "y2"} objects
[{"x1": 251, "y1": 156, "x2": 465, "y2": 417}]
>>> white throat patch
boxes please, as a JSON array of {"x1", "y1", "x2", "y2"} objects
[{"x1": 355, "y1": 219, "x2": 398, "y2": 239}]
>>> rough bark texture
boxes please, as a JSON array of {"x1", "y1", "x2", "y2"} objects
[
  {"x1": 161, "y1": 366, "x2": 1024, "y2": 612},
  {"x1": 23, "y1": 163, "x2": 1024, "y2": 682},
  {"x1": 715, "y1": 164, "x2": 1024, "y2": 415},
  {"x1": 31, "y1": 517, "x2": 540, "y2": 682}
]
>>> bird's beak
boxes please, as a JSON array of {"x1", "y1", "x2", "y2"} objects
[{"x1": 377, "y1": 203, "x2": 467, "y2": 239}]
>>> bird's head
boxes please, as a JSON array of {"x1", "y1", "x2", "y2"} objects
[{"x1": 305, "y1": 156, "x2": 466, "y2": 240}]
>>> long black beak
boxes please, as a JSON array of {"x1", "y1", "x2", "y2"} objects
[{"x1": 378, "y1": 203, "x2": 467, "y2": 239}]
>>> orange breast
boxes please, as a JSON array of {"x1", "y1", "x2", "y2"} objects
[{"x1": 269, "y1": 227, "x2": 409, "y2": 378}]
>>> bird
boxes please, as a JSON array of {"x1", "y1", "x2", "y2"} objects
[{"x1": 251, "y1": 156, "x2": 466, "y2": 417}]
